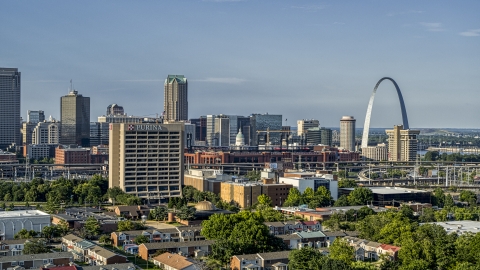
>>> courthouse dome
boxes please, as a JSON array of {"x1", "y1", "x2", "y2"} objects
[
  {"x1": 235, "y1": 129, "x2": 245, "y2": 146},
  {"x1": 195, "y1": 200, "x2": 215, "y2": 211}
]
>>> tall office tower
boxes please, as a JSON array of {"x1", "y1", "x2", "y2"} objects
[
  {"x1": 385, "y1": 125, "x2": 420, "y2": 161},
  {"x1": 90, "y1": 122, "x2": 110, "y2": 146},
  {"x1": 340, "y1": 116, "x2": 356, "y2": 151},
  {"x1": 206, "y1": 115, "x2": 216, "y2": 146},
  {"x1": 109, "y1": 122, "x2": 184, "y2": 204},
  {"x1": 32, "y1": 121, "x2": 60, "y2": 144},
  {"x1": 250, "y1": 114, "x2": 282, "y2": 146},
  {"x1": 226, "y1": 115, "x2": 239, "y2": 146},
  {"x1": 215, "y1": 115, "x2": 230, "y2": 146},
  {"x1": 0, "y1": 68, "x2": 21, "y2": 148},
  {"x1": 27, "y1": 110, "x2": 45, "y2": 124},
  {"x1": 164, "y1": 75, "x2": 188, "y2": 122},
  {"x1": 297, "y1": 119, "x2": 320, "y2": 136},
  {"x1": 60, "y1": 90, "x2": 90, "y2": 146},
  {"x1": 190, "y1": 116, "x2": 207, "y2": 142},
  {"x1": 319, "y1": 127, "x2": 333, "y2": 146},
  {"x1": 106, "y1": 104, "x2": 124, "y2": 116}
]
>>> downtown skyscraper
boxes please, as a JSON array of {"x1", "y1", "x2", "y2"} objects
[
  {"x1": 60, "y1": 89, "x2": 90, "y2": 146},
  {"x1": 164, "y1": 75, "x2": 188, "y2": 122},
  {"x1": 0, "y1": 68, "x2": 21, "y2": 149}
]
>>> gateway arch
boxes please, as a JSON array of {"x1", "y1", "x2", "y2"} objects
[{"x1": 361, "y1": 77, "x2": 409, "y2": 148}]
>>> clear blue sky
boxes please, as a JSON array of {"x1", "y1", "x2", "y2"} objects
[{"x1": 1, "y1": 0, "x2": 479, "y2": 128}]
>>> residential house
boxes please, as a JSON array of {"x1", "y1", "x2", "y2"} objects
[
  {"x1": 42, "y1": 263, "x2": 137, "y2": 270},
  {"x1": 62, "y1": 234, "x2": 96, "y2": 262},
  {"x1": 0, "y1": 252, "x2": 73, "y2": 270},
  {"x1": 111, "y1": 229, "x2": 179, "y2": 247},
  {"x1": 230, "y1": 254, "x2": 260, "y2": 270},
  {"x1": 230, "y1": 251, "x2": 291, "y2": 270},
  {"x1": 53, "y1": 208, "x2": 118, "y2": 233},
  {"x1": 342, "y1": 236, "x2": 400, "y2": 261},
  {"x1": 61, "y1": 234, "x2": 127, "y2": 265},
  {"x1": 299, "y1": 220, "x2": 321, "y2": 231},
  {"x1": 0, "y1": 239, "x2": 27, "y2": 256},
  {"x1": 152, "y1": 252, "x2": 196, "y2": 270},
  {"x1": 86, "y1": 245, "x2": 127, "y2": 266},
  {"x1": 283, "y1": 221, "x2": 303, "y2": 234},
  {"x1": 176, "y1": 226, "x2": 205, "y2": 242},
  {"x1": 264, "y1": 222, "x2": 287, "y2": 235},
  {"x1": 378, "y1": 244, "x2": 401, "y2": 261},
  {"x1": 257, "y1": 251, "x2": 290, "y2": 270},
  {"x1": 295, "y1": 231, "x2": 326, "y2": 248},
  {"x1": 79, "y1": 263, "x2": 136, "y2": 270},
  {"x1": 323, "y1": 231, "x2": 346, "y2": 247},
  {"x1": 360, "y1": 241, "x2": 382, "y2": 260},
  {"x1": 138, "y1": 240, "x2": 214, "y2": 260},
  {"x1": 278, "y1": 234, "x2": 301, "y2": 250},
  {"x1": 114, "y1": 206, "x2": 150, "y2": 220}
]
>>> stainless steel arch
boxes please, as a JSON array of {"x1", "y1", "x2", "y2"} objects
[{"x1": 361, "y1": 77, "x2": 409, "y2": 148}]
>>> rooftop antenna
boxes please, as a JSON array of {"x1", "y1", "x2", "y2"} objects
[{"x1": 70, "y1": 79, "x2": 73, "y2": 92}]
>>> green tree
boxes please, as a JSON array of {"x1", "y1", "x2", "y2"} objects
[
  {"x1": 257, "y1": 194, "x2": 273, "y2": 207},
  {"x1": 149, "y1": 206, "x2": 168, "y2": 221},
  {"x1": 99, "y1": 234, "x2": 111, "y2": 245},
  {"x1": 459, "y1": 190, "x2": 477, "y2": 205},
  {"x1": 57, "y1": 219, "x2": 70, "y2": 236},
  {"x1": 245, "y1": 170, "x2": 261, "y2": 181},
  {"x1": 288, "y1": 247, "x2": 322, "y2": 270},
  {"x1": 356, "y1": 206, "x2": 375, "y2": 220},
  {"x1": 433, "y1": 187, "x2": 446, "y2": 207},
  {"x1": 329, "y1": 238, "x2": 354, "y2": 264},
  {"x1": 302, "y1": 187, "x2": 315, "y2": 202},
  {"x1": 41, "y1": 225, "x2": 59, "y2": 242},
  {"x1": 14, "y1": 229, "x2": 38, "y2": 239},
  {"x1": 338, "y1": 179, "x2": 358, "y2": 188},
  {"x1": 418, "y1": 207, "x2": 436, "y2": 222},
  {"x1": 23, "y1": 239, "x2": 49, "y2": 254},
  {"x1": 84, "y1": 217, "x2": 101, "y2": 238},
  {"x1": 134, "y1": 234, "x2": 150, "y2": 245},
  {"x1": 176, "y1": 206, "x2": 196, "y2": 221},
  {"x1": 334, "y1": 195, "x2": 350, "y2": 207},
  {"x1": 347, "y1": 187, "x2": 373, "y2": 206},
  {"x1": 445, "y1": 194, "x2": 455, "y2": 209},
  {"x1": 283, "y1": 188, "x2": 302, "y2": 207},
  {"x1": 117, "y1": 220, "x2": 145, "y2": 231}
]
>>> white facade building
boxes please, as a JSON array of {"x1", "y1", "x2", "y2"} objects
[
  {"x1": 340, "y1": 116, "x2": 356, "y2": 151},
  {"x1": 0, "y1": 210, "x2": 50, "y2": 240},
  {"x1": 32, "y1": 121, "x2": 60, "y2": 145},
  {"x1": 280, "y1": 175, "x2": 338, "y2": 200}
]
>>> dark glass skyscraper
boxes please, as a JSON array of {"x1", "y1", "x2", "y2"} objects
[
  {"x1": 60, "y1": 90, "x2": 90, "y2": 146},
  {"x1": 0, "y1": 68, "x2": 21, "y2": 149}
]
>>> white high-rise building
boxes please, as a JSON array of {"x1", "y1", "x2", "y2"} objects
[
  {"x1": 109, "y1": 122, "x2": 184, "y2": 204},
  {"x1": 340, "y1": 116, "x2": 356, "y2": 151},
  {"x1": 32, "y1": 121, "x2": 60, "y2": 144}
]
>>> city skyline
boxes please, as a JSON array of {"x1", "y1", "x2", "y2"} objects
[{"x1": 1, "y1": 1, "x2": 479, "y2": 128}]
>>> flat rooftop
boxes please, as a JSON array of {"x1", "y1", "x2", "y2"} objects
[
  {"x1": 428, "y1": 221, "x2": 480, "y2": 235},
  {"x1": 0, "y1": 210, "x2": 49, "y2": 218},
  {"x1": 341, "y1": 187, "x2": 429, "y2": 194}
]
